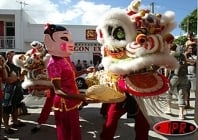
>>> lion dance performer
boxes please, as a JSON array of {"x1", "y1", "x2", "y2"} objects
[
  {"x1": 85, "y1": 0, "x2": 179, "y2": 139},
  {"x1": 12, "y1": 41, "x2": 55, "y2": 133}
]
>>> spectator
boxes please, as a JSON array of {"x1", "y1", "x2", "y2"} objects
[
  {"x1": 94, "y1": 60, "x2": 102, "y2": 71},
  {"x1": 0, "y1": 55, "x2": 8, "y2": 140},
  {"x1": 75, "y1": 60, "x2": 82, "y2": 71},
  {"x1": 184, "y1": 33, "x2": 197, "y2": 106},
  {"x1": 165, "y1": 44, "x2": 189, "y2": 119},
  {"x1": 2, "y1": 51, "x2": 26, "y2": 135},
  {"x1": 82, "y1": 60, "x2": 89, "y2": 69},
  {"x1": 184, "y1": 44, "x2": 197, "y2": 108},
  {"x1": 184, "y1": 46, "x2": 197, "y2": 75},
  {"x1": 89, "y1": 60, "x2": 94, "y2": 67},
  {"x1": 185, "y1": 33, "x2": 197, "y2": 51}
]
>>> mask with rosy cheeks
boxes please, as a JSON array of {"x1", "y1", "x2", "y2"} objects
[
  {"x1": 60, "y1": 42, "x2": 74, "y2": 55},
  {"x1": 60, "y1": 43, "x2": 67, "y2": 51},
  {"x1": 44, "y1": 24, "x2": 74, "y2": 57}
]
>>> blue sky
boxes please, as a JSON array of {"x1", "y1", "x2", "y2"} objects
[{"x1": 0, "y1": 0, "x2": 197, "y2": 36}]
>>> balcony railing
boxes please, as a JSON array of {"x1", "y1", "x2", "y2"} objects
[{"x1": 0, "y1": 36, "x2": 15, "y2": 49}]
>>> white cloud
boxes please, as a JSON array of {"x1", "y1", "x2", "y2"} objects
[
  {"x1": 72, "y1": 1, "x2": 113, "y2": 25},
  {"x1": 0, "y1": 0, "x2": 122, "y2": 25}
]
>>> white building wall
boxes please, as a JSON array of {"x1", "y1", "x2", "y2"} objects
[
  {"x1": 0, "y1": 9, "x2": 101, "y2": 65},
  {"x1": 0, "y1": 10, "x2": 22, "y2": 52},
  {"x1": 15, "y1": 10, "x2": 25, "y2": 52},
  {"x1": 23, "y1": 24, "x2": 97, "y2": 43},
  {"x1": 67, "y1": 25, "x2": 97, "y2": 42}
]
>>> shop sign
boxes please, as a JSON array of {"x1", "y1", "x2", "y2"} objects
[
  {"x1": 86, "y1": 29, "x2": 97, "y2": 40},
  {"x1": 74, "y1": 46, "x2": 101, "y2": 52}
]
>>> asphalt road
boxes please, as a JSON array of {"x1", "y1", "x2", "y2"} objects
[{"x1": 2, "y1": 91, "x2": 198, "y2": 140}]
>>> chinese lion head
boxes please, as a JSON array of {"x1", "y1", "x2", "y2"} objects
[{"x1": 12, "y1": 41, "x2": 52, "y2": 90}]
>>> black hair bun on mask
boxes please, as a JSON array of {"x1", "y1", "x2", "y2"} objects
[{"x1": 44, "y1": 23, "x2": 67, "y2": 36}]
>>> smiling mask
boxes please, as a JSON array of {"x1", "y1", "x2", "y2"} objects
[{"x1": 44, "y1": 23, "x2": 75, "y2": 57}]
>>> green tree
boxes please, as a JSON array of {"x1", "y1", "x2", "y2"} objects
[
  {"x1": 180, "y1": 8, "x2": 197, "y2": 35},
  {"x1": 173, "y1": 35, "x2": 187, "y2": 46}
]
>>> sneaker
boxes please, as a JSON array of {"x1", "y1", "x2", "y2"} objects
[
  {"x1": 31, "y1": 126, "x2": 41, "y2": 133},
  {"x1": 12, "y1": 121, "x2": 26, "y2": 128},
  {"x1": 4, "y1": 128, "x2": 15, "y2": 134}
]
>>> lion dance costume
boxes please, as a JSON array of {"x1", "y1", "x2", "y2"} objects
[
  {"x1": 12, "y1": 41, "x2": 55, "y2": 132},
  {"x1": 85, "y1": 0, "x2": 179, "y2": 139}
]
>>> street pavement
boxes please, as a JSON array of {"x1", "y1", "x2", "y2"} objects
[{"x1": 2, "y1": 91, "x2": 198, "y2": 140}]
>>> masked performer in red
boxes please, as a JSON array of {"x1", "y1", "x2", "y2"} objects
[{"x1": 44, "y1": 24, "x2": 97, "y2": 140}]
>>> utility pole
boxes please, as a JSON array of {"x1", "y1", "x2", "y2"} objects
[
  {"x1": 16, "y1": 0, "x2": 28, "y2": 51},
  {"x1": 187, "y1": 18, "x2": 190, "y2": 34},
  {"x1": 16, "y1": 0, "x2": 28, "y2": 9},
  {"x1": 150, "y1": 2, "x2": 155, "y2": 13},
  {"x1": 195, "y1": 34, "x2": 198, "y2": 125}
]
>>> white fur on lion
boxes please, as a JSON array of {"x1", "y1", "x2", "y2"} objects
[
  {"x1": 12, "y1": 55, "x2": 25, "y2": 68},
  {"x1": 102, "y1": 53, "x2": 179, "y2": 75},
  {"x1": 96, "y1": 9, "x2": 137, "y2": 45},
  {"x1": 12, "y1": 52, "x2": 52, "y2": 89},
  {"x1": 21, "y1": 78, "x2": 52, "y2": 89},
  {"x1": 160, "y1": 11, "x2": 177, "y2": 36}
]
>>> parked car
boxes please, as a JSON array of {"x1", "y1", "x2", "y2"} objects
[{"x1": 76, "y1": 74, "x2": 88, "y2": 89}]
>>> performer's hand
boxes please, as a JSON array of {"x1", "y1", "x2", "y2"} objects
[
  {"x1": 79, "y1": 93, "x2": 99, "y2": 103},
  {"x1": 86, "y1": 66, "x2": 95, "y2": 73},
  {"x1": 84, "y1": 97, "x2": 100, "y2": 103}
]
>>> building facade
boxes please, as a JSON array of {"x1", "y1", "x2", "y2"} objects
[{"x1": 0, "y1": 9, "x2": 101, "y2": 66}]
